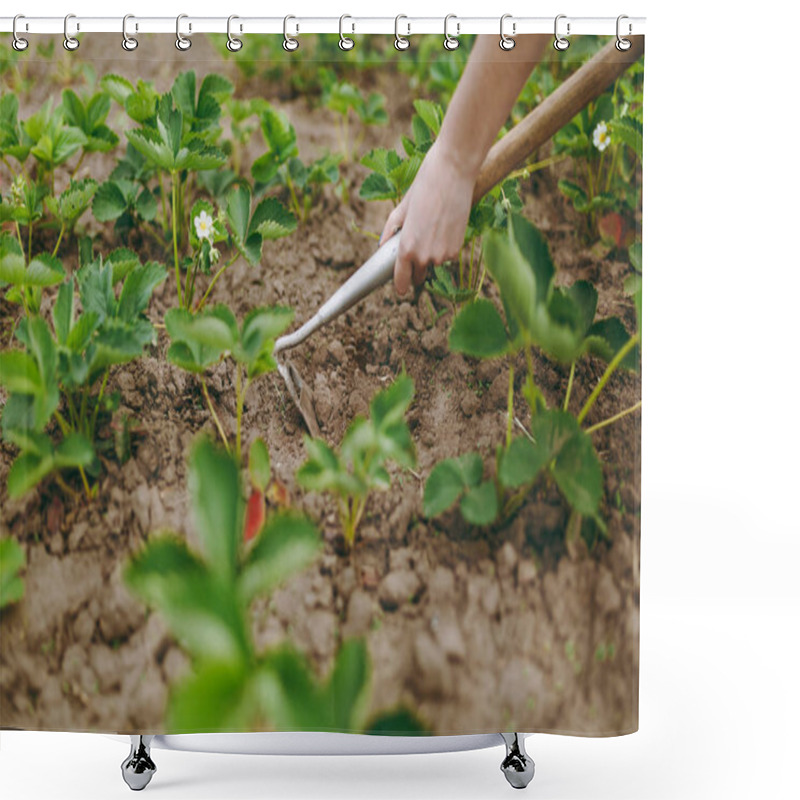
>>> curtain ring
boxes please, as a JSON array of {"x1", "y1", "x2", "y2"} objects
[
  {"x1": 339, "y1": 15, "x2": 354, "y2": 50},
  {"x1": 443, "y1": 14, "x2": 459, "y2": 51},
  {"x1": 175, "y1": 14, "x2": 192, "y2": 51},
  {"x1": 554, "y1": 14, "x2": 570, "y2": 51},
  {"x1": 12, "y1": 15, "x2": 29, "y2": 51},
  {"x1": 394, "y1": 15, "x2": 410, "y2": 51},
  {"x1": 499, "y1": 14, "x2": 515, "y2": 51},
  {"x1": 63, "y1": 14, "x2": 79, "y2": 51},
  {"x1": 616, "y1": 15, "x2": 632, "y2": 51},
  {"x1": 227, "y1": 15, "x2": 243, "y2": 52},
  {"x1": 122, "y1": 14, "x2": 138, "y2": 51},
  {"x1": 283, "y1": 15, "x2": 299, "y2": 51}
]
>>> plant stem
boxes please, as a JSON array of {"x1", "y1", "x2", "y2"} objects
[
  {"x1": 468, "y1": 237, "x2": 477, "y2": 290},
  {"x1": 53, "y1": 409, "x2": 71, "y2": 436},
  {"x1": 235, "y1": 364, "x2": 245, "y2": 460},
  {"x1": 605, "y1": 143, "x2": 620, "y2": 194},
  {"x1": 584, "y1": 400, "x2": 642, "y2": 434},
  {"x1": 577, "y1": 332, "x2": 640, "y2": 425},
  {"x1": 27, "y1": 220, "x2": 33, "y2": 263},
  {"x1": 505, "y1": 152, "x2": 568, "y2": 182},
  {"x1": 14, "y1": 222, "x2": 24, "y2": 254},
  {"x1": 563, "y1": 362, "x2": 576, "y2": 411},
  {"x1": 52, "y1": 223, "x2": 66, "y2": 257},
  {"x1": 506, "y1": 363, "x2": 515, "y2": 448},
  {"x1": 196, "y1": 253, "x2": 238, "y2": 311},
  {"x1": 71, "y1": 150, "x2": 86, "y2": 179},
  {"x1": 159, "y1": 171, "x2": 169, "y2": 232},
  {"x1": 90, "y1": 369, "x2": 109, "y2": 439},
  {"x1": 171, "y1": 173, "x2": 183, "y2": 308},
  {"x1": 201, "y1": 377, "x2": 230, "y2": 451},
  {"x1": 285, "y1": 172, "x2": 302, "y2": 222}
]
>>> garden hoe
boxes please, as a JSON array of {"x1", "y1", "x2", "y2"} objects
[{"x1": 272, "y1": 37, "x2": 644, "y2": 436}]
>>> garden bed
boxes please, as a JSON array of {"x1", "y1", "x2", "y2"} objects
[{"x1": 1, "y1": 34, "x2": 641, "y2": 736}]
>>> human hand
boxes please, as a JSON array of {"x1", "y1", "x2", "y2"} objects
[{"x1": 379, "y1": 141, "x2": 477, "y2": 295}]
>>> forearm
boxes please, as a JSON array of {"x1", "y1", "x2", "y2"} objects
[{"x1": 437, "y1": 35, "x2": 548, "y2": 179}]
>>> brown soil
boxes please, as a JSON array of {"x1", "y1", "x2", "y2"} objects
[{"x1": 1, "y1": 35, "x2": 640, "y2": 736}]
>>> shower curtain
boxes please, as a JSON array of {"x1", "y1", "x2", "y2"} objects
[{"x1": 0, "y1": 30, "x2": 643, "y2": 738}]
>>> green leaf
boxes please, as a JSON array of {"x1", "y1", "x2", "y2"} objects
[
  {"x1": 365, "y1": 708, "x2": 429, "y2": 736},
  {"x1": 423, "y1": 452, "x2": 484, "y2": 517},
  {"x1": 46, "y1": 179, "x2": 98, "y2": 226},
  {"x1": 117, "y1": 261, "x2": 166, "y2": 322},
  {"x1": 0, "y1": 350, "x2": 39, "y2": 393},
  {"x1": 25, "y1": 254, "x2": 66, "y2": 288},
  {"x1": 327, "y1": 639, "x2": 370, "y2": 731},
  {"x1": 412, "y1": 99, "x2": 443, "y2": 136},
  {"x1": 498, "y1": 436, "x2": 549, "y2": 488},
  {"x1": 0, "y1": 537, "x2": 26, "y2": 609},
  {"x1": 53, "y1": 433, "x2": 95, "y2": 468},
  {"x1": 252, "y1": 197, "x2": 297, "y2": 242},
  {"x1": 449, "y1": 299, "x2": 509, "y2": 358},
  {"x1": 608, "y1": 116, "x2": 643, "y2": 159},
  {"x1": 459, "y1": 480, "x2": 499, "y2": 526},
  {"x1": 188, "y1": 437, "x2": 242, "y2": 581},
  {"x1": 248, "y1": 438, "x2": 271, "y2": 492},
  {"x1": 166, "y1": 660, "x2": 253, "y2": 733},
  {"x1": 500, "y1": 411, "x2": 603, "y2": 516},
  {"x1": 483, "y1": 226, "x2": 538, "y2": 336},
  {"x1": 100, "y1": 74, "x2": 134, "y2": 107},
  {"x1": 52, "y1": 278, "x2": 74, "y2": 345},
  {"x1": 238, "y1": 511, "x2": 321, "y2": 606},
  {"x1": 92, "y1": 180, "x2": 129, "y2": 222},
  {"x1": 124, "y1": 535, "x2": 247, "y2": 661}
]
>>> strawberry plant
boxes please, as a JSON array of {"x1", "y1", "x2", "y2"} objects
[
  {"x1": 0, "y1": 252, "x2": 165, "y2": 498},
  {"x1": 252, "y1": 105, "x2": 341, "y2": 224},
  {"x1": 122, "y1": 94, "x2": 226, "y2": 308},
  {"x1": 124, "y1": 436, "x2": 319, "y2": 732},
  {"x1": 297, "y1": 373, "x2": 416, "y2": 548},
  {"x1": 0, "y1": 536, "x2": 26, "y2": 609},
  {"x1": 125, "y1": 435, "x2": 425, "y2": 734},
  {"x1": 554, "y1": 66, "x2": 643, "y2": 240},
  {"x1": 0, "y1": 232, "x2": 65, "y2": 317},
  {"x1": 319, "y1": 69, "x2": 388, "y2": 160},
  {"x1": 426, "y1": 214, "x2": 640, "y2": 537},
  {"x1": 359, "y1": 100, "x2": 442, "y2": 207},
  {"x1": 165, "y1": 303, "x2": 294, "y2": 458}
]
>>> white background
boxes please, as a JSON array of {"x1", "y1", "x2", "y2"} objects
[{"x1": 2, "y1": 1, "x2": 799, "y2": 798}]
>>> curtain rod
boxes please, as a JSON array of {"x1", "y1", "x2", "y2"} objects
[{"x1": 0, "y1": 16, "x2": 646, "y2": 37}]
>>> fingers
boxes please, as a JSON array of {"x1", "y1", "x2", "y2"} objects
[
  {"x1": 380, "y1": 200, "x2": 407, "y2": 246},
  {"x1": 394, "y1": 240, "x2": 415, "y2": 296}
]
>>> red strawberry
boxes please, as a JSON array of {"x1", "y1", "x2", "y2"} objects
[{"x1": 244, "y1": 491, "x2": 266, "y2": 542}]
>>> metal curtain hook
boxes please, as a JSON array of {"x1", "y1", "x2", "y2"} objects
[
  {"x1": 227, "y1": 15, "x2": 243, "y2": 52},
  {"x1": 283, "y1": 15, "x2": 299, "y2": 51},
  {"x1": 339, "y1": 15, "x2": 354, "y2": 51},
  {"x1": 499, "y1": 14, "x2": 515, "y2": 51},
  {"x1": 443, "y1": 14, "x2": 459, "y2": 51},
  {"x1": 554, "y1": 14, "x2": 570, "y2": 51},
  {"x1": 175, "y1": 14, "x2": 192, "y2": 51},
  {"x1": 394, "y1": 15, "x2": 410, "y2": 51},
  {"x1": 12, "y1": 14, "x2": 29, "y2": 51},
  {"x1": 63, "y1": 14, "x2": 79, "y2": 51},
  {"x1": 122, "y1": 14, "x2": 138, "y2": 51},
  {"x1": 616, "y1": 15, "x2": 632, "y2": 51}
]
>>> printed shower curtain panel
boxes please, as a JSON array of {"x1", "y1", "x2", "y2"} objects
[{"x1": 0, "y1": 30, "x2": 643, "y2": 741}]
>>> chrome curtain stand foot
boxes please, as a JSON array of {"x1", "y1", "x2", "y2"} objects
[
  {"x1": 500, "y1": 733, "x2": 535, "y2": 789},
  {"x1": 121, "y1": 735, "x2": 156, "y2": 791}
]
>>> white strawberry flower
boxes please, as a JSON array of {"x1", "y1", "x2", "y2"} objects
[
  {"x1": 593, "y1": 121, "x2": 611, "y2": 152},
  {"x1": 194, "y1": 210, "x2": 214, "y2": 241}
]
